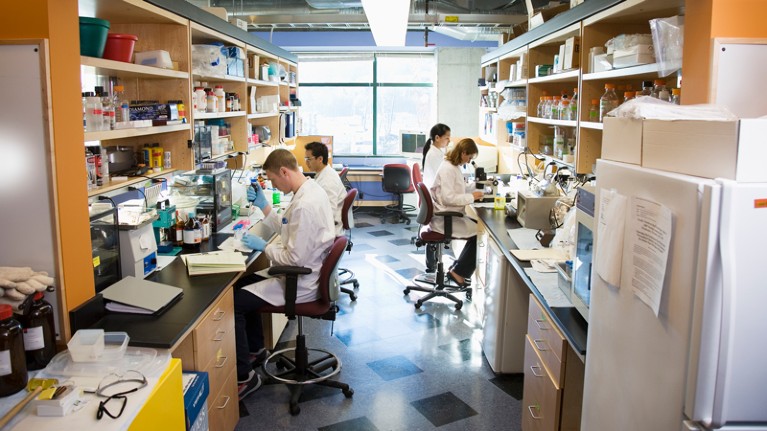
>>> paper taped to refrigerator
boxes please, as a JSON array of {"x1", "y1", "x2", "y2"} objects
[
  {"x1": 628, "y1": 196, "x2": 672, "y2": 316},
  {"x1": 595, "y1": 188, "x2": 627, "y2": 286}
]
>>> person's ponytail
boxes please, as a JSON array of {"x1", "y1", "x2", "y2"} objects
[{"x1": 422, "y1": 139, "x2": 433, "y2": 167}]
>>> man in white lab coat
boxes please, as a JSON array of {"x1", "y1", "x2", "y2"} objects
[
  {"x1": 304, "y1": 141, "x2": 348, "y2": 236},
  {"x1": 234, "y1": 149, "x2": 335, "y2": 400}
]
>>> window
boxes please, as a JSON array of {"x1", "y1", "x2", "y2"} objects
[{"x1": 298, "y1": 52, "x2": 436, "y2": 156}]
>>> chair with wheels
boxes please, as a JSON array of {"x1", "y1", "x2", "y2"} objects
[
  {"x1": 260, "y1": 236, "x2": 354, "y2": 415},
  {"x1": 381, "y1": 164, "x2": 415, "y2": 224},
  {"x1": 410, "y1": 163, "x2": 423, "y2": 244},
  {"x1": 338, "y1": 188, "x2": 359, "y2": 301},
  {"x1": 403, "y1": 182, "x2": 468, "y2": 311},
  {"x1": 339, "y1": 166, "x2": 353, "y2": 191}
]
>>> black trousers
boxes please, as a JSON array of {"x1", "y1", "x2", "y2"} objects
[
  {"x1": 450, "y1": 236, "x2": 477, "y2": 279},
  {"x1": 234, "y1": 274, "x2": 268, "y2": 381}
]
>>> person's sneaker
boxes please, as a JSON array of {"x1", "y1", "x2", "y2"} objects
[
  {"x1": 237, "y1": 370, "x2": 262, "y2": 400},
  {"x1": 249, "y1": 348, "x2": 269, "y2": 368}
]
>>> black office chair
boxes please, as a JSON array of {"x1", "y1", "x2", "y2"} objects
[
  {"x1": 381, "y1": 164, "x2": 415, "y2": 224},
  {"x1": 260, "y1": 236, "x2": 354, "y2": 415},
  {"x1": 339, "y1": 188, "x2": 359, "y2": 301},
  {"x1": 403, "y1": 182, "x2": 469, "y2": 311}
]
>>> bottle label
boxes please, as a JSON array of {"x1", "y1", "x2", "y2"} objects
[
  {"x1": 183, "y1": 229, "x2": 197, "y2": 244},
  {"x1": 22, "y1": 326, "x2": 45, "y2": 351},
  {"x1": 0, "y1": 350, "x2": 11, "y2": 376},
  {"x1": 176, "y1": 228, "x2": 183, "y2": 242}
]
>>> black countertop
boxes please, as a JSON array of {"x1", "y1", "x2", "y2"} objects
[
  {"x1": 70, "y1": 233, "x2": 265, "y2": 349},
  {"x1": 473, "y1": 206, "x2": 588, "y2": 356}
]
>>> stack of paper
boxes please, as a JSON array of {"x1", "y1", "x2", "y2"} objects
[{"x1": 185, "y1": 251, "x2": 247, "y2": 276}]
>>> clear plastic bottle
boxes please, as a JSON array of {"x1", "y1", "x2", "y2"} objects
[
  {"x1": 113, "y1": 85, "x2": 128, "y2": 124},
  {"x1": 671, "y1": 88, "x2": 681, "y2": 105},
  {"x1": 85, "y1": 91, "x2": 104, "y2": 132},
  {"x1": 82, "y1": 92, "x2": 88, "y2": 131},
  {"x1": 588, "y1": 99, "x2": 599, "y2": 122},
  {"x1": 599, "y1": 83, "x2": 619, "y2": 122},
  {"x1": 17, "y1": 292, "x2": 56, "y2": 370},
  {"x1": 551, "y1": 96, "x2": 561, "y2": 120},
  {"x1": 640, "y1": 80, "x2": 654, "y2": 97},
  {"x1": 560, "y1": 99, "x2": 572, "y2": 121},
  {"x1": 0, "y1": 304, "x2": 27, "y2": 397},
  {"x1": 570, "y1": 87, "x2": 578, "y2": 120},
  {"x1": 537, "y1": 96, "x2": 545, "y2": 118},
  {"x1": 651, "y1": 79, "x2": 667, "y2": 99}
]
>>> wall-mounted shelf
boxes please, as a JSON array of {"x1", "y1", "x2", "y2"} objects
[
  {"x1": 247, "y1": 112, "x2": 279, "y2": 119},
  {"x1": 193, "y1": 73, "x2": 246, "y2": 84},
  {"x1": 528, "y1": 117, "x2": 577, "y2": 127},
  {"x1": 529, "y1": 69, "x2": 580, "y2": 84},
  {"x1": 88, "y1": 169, "x2": 178, "y2": 197},
  {"x1": 580, "y1": 121, "x2": 604, "y2": 130},
  {"x1": 247, "y1": 78, "x2": 278, "y2": 86},
  {"x1": 194, "y1": 111, "x2": 247, "y2": 120},
  {"x1": 541, "y1": 154, "x2": 575, "y2": 169},
  {"x1": 582, "y1": 63, "x2": 660, "y2": 81},
  {"x1": 505, "y1": 79, "x2": 528, "y2": 88},
  {"x1": 84, "y1": 124, "x2": 190, "y2": 141},
  {"x1": 81, "y1": 56, "x2": 189, "y2": 79}
]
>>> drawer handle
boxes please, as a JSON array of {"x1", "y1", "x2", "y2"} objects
[
  {"x1": 530, "y1": 365, "x2": 544, "y2": 377},
  {"x1": 528, "y1": 405, "x2": 543, "y2": 420},
  {"x1": 212, "y1": 329, "x2": 226, "y2": 341},
  {"x1": 533, "y1": 339, "x2": 549, "y2": 351},
  {"x1": 534, "y1": 318, "x2": 549, "y2": 330},
  {"x1": 215, "y1": 355, "x2": 228, "y2": 368},
  {"x1": 212, "y1": 310, "x2": 225, "y2": 321},
  {"x1": 216, "y1": 396, "x2": 231, "y2": 410}
]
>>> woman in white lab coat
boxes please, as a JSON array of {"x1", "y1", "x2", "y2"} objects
[
  {"x1": 430, "y1": 138, "x2": 484, "y2": 286},
  {"x1": 234, "y1": 149, "x2": 335, "y2": 398},
  {"x1": 421, "y1": 123, "x2": 451, "y2": 188}
]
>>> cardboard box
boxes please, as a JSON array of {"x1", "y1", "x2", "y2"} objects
[
  {"x1": 564, "y1": 36, "x2": 581, "y2": 69},
  {"x1": 182, "y1": 371, "x2": 209, "y2": 431},
  {"x1": 528, "y1": 3, "x2": 570, "y2": 29},
  {"x1": 602, "y1": 117, "x2": 643, "y2": 165},
  {"x1": 612, "y1": 44, "x2": 654, "y2": 68},
  {"x1": 604, "y1": 117, "x2": 767, "y2": 181}
]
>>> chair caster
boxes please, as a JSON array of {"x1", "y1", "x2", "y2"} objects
[
  {"x1": 403, "y1": 288, "x2": 410, "y2": 295},
  {"x1": 465, "y1": 290, "x2": 472, "y2": 300},
  {"x1": 290, "y1": 403, "x2": 300, "y2": 416},
  {"x1": 343, "y1": 388, "x2": 354, "y2": 398},
  {"x1": 455, "y1": 301, "x2": 463, "y2": 311},
  {"x1": 349, "y1": 293, "x2": 357, "y2": 301},
  {"x1": 353, "y1": 281, "x2": 359, "y2": 289},
  {"x1": 405, "y1": 219, "x2": 411, "y2": 225},
  {"x1": 415, "y1": 300, "x2": 423, "y2": 309}
]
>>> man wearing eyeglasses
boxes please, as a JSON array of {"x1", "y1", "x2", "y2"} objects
[
  {"x1": 304, "y1": 141, "x2": 347, "y2": 236},
  {"x1": 235, "y1": 149, "x2": 335, "y2": 400}
]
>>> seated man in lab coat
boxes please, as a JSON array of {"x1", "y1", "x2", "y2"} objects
[
  {"x1": 234, "y1": 149, "x2": 335, "y2": 400},
  {"x1": 304, "y1": 141, "x2": 347, "y2": 236}
]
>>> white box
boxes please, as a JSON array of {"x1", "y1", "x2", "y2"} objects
[
  {"x1": 228, "y1": 18, "x2": 247, "y2": 31},
  {"x1": 134, "y1": 50, "x2": 173, "y2": 69},
  {"x1": 612, "y1": 44, "x2": 654, "y2": 68},
  {"x1": 592, "y1": 53, "x2": 613, "y2": 72},
  {"x1": 602, "y1": 117, "x2": 642, "y2": 165},
  {"x1": 564, "y1": 36, "x2": 580, "y2": 70}
]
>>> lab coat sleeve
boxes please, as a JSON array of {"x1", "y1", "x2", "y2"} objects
[
  {"x1": 264, "y1": 204, "x2": 326, "y2": 267},
  {"x1": 433, "y1": 166, "x2": 474, "y2": 207}
]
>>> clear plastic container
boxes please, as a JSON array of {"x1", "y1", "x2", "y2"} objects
[{"x1": 67, "y1": 329, "x2": 105, "y2": 362}]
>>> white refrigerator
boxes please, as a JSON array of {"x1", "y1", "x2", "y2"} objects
[{"x1": 582, "y1": 160, "x2": 767, "y2": 431}]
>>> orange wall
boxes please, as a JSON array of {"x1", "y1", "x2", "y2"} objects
[
  {"x1": 0, "y1": 0, "x2": 96, "y2": 325},
  {"x1": 683, "y1": 0, "x2": 767, "y2": 103}
]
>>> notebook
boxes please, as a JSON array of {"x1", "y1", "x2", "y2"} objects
[
  {"x1": 101, "y1": 276, "x2": 183, "y2": 315},
  {"x1": 184, "y1": 251, "x2": 247, "y2": 276}
]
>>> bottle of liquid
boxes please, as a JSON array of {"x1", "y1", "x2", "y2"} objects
[
  {"x1": 640, "y1": 80, "x2": 654, "y2": 96},
  {"x1": 113, "y1": 85, "x2": 128, "y2": 124},
  {"x1": 183, "y1": 212, "x2": 201, "y2": 250},
  {"x1": 599, "y1": 83, "x2": 619, "y2": 122},
  {"x1": 214, "y1": 85, "x2": 226, "y2": 113},
  {"x1": 0, "y1": 304, "x2": 27, "y2": 396},
  {"x1": 199, "y1": 214, "x2": 211, "y2": 241},
  {"x1": 84, "y1": 91, "x2": 104, "y2": 132},
  {"x1": 623, "y1": 91, "x2": 635, "y2": 104},
  {"x1": 17, "y1": 292, "x2": 56, "y2": 370},
  {"x1": 671, "y1": 88, "x2": 681, "y2": 105},
  {"x1": 550, "y1": 96, "x2": 561, "y2": 120},
  {"x1": 175, "y1": 211, "x2": 184, "y2": 246},
  {"x1": 560, "y1": 99, "x2": 572, "y2": 121},
  {"x1": 82, "y1": 92, "x2": 88, "y2": 131},
  {"x1": 96, "y1": 87, "x2": 115, "y2": 131},
  {"x1": 206, "y1": 90, "x2": 217, "y2": 113},
  {"x1": 588, "y1": 99, "x2": 599, "y2": 122},
  {"x1": 493, "y1": 192, "x2": 505, "y2": 210},
  {"x1": 536, "y1": 96, "x2": 545, "y2": 118},
  {"x1": 570, "y1": 87, "x2": 578, "y2": 119},
  {"x1": 651, "y1": 79, "x2": 667, "y2": 99}
]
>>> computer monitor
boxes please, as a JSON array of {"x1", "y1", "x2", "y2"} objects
[{"x1": 399, "y1": 130, "x2": 427, "y2": 159}]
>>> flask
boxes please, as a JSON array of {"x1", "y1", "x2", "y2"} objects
[
  {"x1": 175, "y1": 211, "x2": 184, "y2": 246},
  {"x1": 214, "y1": 85, "x2": 226, "y2": 113},
  {"x1": 0, "y1": 304, "x2": 27, "y2": 396},
  {"x1": 599, "y1": 83, "x2": 619, "y2": 122},
  {"x1": 588, "y1": 99, "x2": 599, "y2": 122},
  {"x1": 550, "y1": 96, "x2": 561, "y2": 120},
  {"x1": 17, "y1": 292, "x2": 56, "y2": 370},
  {"x1": 183, "y1": 212, "x2": 201, "y2": 250},
  {"x1": 671, "y1": 88, "x2": 681, "y2": 105}
]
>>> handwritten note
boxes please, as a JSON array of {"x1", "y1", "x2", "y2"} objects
[{"x1": 628, "y1": 197, "x2": 672, "y2": 316}]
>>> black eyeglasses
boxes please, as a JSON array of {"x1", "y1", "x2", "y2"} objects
[{"x1": 94, "y1": 370, "x2": 147, "y2": 420}]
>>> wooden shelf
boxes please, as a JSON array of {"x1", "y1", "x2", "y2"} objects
[
  {"x1": 194, "y1": 111, "x2": 247, "y2": 120},
  {"x1": 504, "y1": 79, "x2": 528, "y2": 88},
  {"x1": 81, "y1": 56, "x2": 189, "y2": 79},
  {"x1": 247, "y1": 112, "x2": 279, "y2": 119},
  {"x1": 528, "y1": 117, "x2": 577, "y2": 127},
  {"x1": 538, "y1": 154, "x2": 575, "y2": 169},
  {"x1": 289, "y1": 83, "x2": 297, "y2": 88},
  {"x1": 279, "y1": 106, "x2": 299, "y2": 112},
  {"x1": 210, "y1": 151, "x2": 240, "y2": 160},
  {"x1": 580, "y1": 121, "x2": 604, "y2": 130},
  {"x1": 529, "y1": 69, "x2": 580, "y2": 84},
  {"x1": 247, "y1": 78, "x2": 278, "y2": 87},
  {"x1": 84, "y1": 124, "x2": 190, "y2": 141},
  {"x1": 193, "y1": 73, "x2": 247, "y2": 84},
  {"x1": 582, "y1": 63, "x2": 660, "y2": 81},
  {"x1": 88, "y1": 169, "x2": 177, "y2": 197},
  {"x1": 79, "y1": 0, "x2": 187, "y2": 25}
]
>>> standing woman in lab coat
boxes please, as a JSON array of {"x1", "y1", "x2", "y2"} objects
[
  {"x1": 234, "y1": 149, "x2": 335, "y2": 399},
  {"x1": 421, "y1": 123, "x2": 451, "y2": 272},
  {"x1": 430, "y1": 138, "x2": 484, "y2": 287}
]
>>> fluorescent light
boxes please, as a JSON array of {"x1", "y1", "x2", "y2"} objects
[{"x1": 361, "y1": 0, "x2": 410, "y2": 47}]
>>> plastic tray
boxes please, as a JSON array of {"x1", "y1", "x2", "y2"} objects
[{"x1": 44, "y1": 346, "x2": 157, "y2": 378}]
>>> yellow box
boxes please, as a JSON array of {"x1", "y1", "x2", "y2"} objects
[{"x1": 129, "y1": 358, "x2": 184, "y2": 431}]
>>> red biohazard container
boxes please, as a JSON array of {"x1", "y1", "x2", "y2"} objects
[{"x1": 102, "y1": 33, "x2": 138, "y2": 63}]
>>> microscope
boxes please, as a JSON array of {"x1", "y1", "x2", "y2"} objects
[{"x1": 474, "y1": 166, "x2": 501, "y2": 201}]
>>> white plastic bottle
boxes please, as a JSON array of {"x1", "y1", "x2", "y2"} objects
[
  {"x1": 194, "y1": 87, "x2": 206, "y2": 114},
  {"x1": 214, "y1": 85, "x2": 226, "y2": 113},
  {"x1": 85, "y1": 92, "x2": 104, "y2": 132}
]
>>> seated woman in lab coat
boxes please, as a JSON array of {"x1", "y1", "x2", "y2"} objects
[
  {"x1": 421, "y1": 123, "x2": 451, "y2": 273},
  {"x1": 430, "y1": 138, "x2": 484, "y2": 287},
  {"x1": 234, "y1": 149, "x2": 336, "y2": 400}
]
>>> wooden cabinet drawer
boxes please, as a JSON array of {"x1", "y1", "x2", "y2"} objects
[
  {"x1": 194, "y1": 289, "x2": 235, "y2": 368},
  {"x1": 522, "y1": 335, "x2": 562, "y2": 431},
  {"x1": 527, "y1": 295, "x2": 566, "y2": 385},
  {"x1": 205, "y1": 325, "x2": 236, "y2": 399},
  {"x1": 208, "y1": 367, "x2": 239, "y2": 431}
]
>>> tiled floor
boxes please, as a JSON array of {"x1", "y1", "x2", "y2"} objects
[{"x1": 236, "y1": 209, "x2": 523, "y2": 430}]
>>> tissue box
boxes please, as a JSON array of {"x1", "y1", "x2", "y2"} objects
[
  {"x1": 227, "y1": 58, "x2": 245, "y2": 77},
  {"x1": 182, "y1": 371, "x2": 209, "y2": 430},
  {"x1": 612, "y1": 44, "x2": 655, "y2": 68}
]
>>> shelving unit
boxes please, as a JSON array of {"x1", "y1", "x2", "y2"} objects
[
  {"x1": 87, "y1": 169, "x2": 178, "y2": 197},
  {"x1": 83, "y1": 124, "x2": 190, "y2": 141},
  {"x1": 81, "y1": 56, "x2": 190, "y2": 79},
  {"x1": 194, "y1": 111, "x2": 247, "y2": 120}
]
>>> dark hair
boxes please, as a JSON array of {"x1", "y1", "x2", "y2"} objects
[
  {"x1": 304, "y1": 141, "x2": 329, "y2": 165},
  {"x1": 422, "y1": 123, "x2": 451, "y2": 167},
  {"x1": 263, "y1": 148, "x2": 299, "y2": 172},
  {"x1": 445, "y1": 138, "x2": 478, "y2": 166}
]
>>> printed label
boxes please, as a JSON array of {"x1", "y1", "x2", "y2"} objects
[
  {"x1": 93, "y1": 256, "x2": 101, "y2": 268},
  {"x1": 755, "y1": 199, "x2": 767, "y2": 209},
  {"x1": 23, "y1": 326, "x2": 45, "y2": 351},
  {"x1": 0, "y1": 350, "x2": 11, "y2": 376},
  {"x1": 183, "y1": 230, "x2": 196, "y2": 244}
]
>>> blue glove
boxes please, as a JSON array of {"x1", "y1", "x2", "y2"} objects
[
  {"x1": 242, "y1": 233, "x2": 267, "y2": 251},
  {"x1": 247, "y1": 184, "x2": 269, "y2": 210}
]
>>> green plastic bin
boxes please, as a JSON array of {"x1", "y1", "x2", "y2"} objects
[{"x1": 79, "y1": 17, "x2": 110, "y2": 58}]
